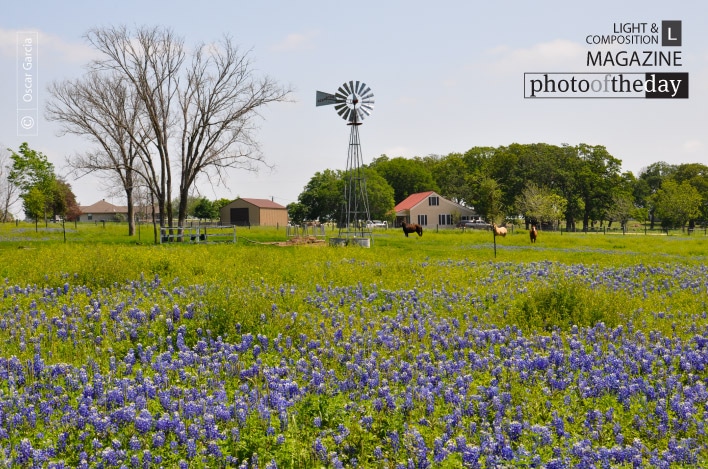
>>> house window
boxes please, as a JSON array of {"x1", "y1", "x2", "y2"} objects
[
  {"x1": 438, "y1": 214, "x2": 452, "y2": 225},
  {"x1": 428, "y1": 196, "x2": 439, "y2": 206},
  {"x1": 417, "y1": 214, "x2": 428, "y2": 226},
  {"x1": 87, "y1": 214, "x2": 93, "y2": 221}
]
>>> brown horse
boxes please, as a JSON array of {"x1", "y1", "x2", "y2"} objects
[
  {"x1": 401, "y1": 222, "x2": 423, "y2": 237},
  {"x1": 530, "y1": 225, "x2": 538, "y2": 243},
  {"x1": 491, "y1": 223, "x2": 507, "y2": 237}
]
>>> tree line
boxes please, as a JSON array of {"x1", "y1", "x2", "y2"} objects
[
  {"x1": 287, "y1": 143, "x2": 708, "y2": 231},
  {"x1": 4, "y1": 140, "x2": 704, "y2": 233},
  {"x1": 0, "y1": 141, "x2": 233, "y2": 225}
]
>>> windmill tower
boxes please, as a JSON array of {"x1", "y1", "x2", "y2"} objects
[{"x1": 316, "y1": 81, "x2": 375, "y2": 246}]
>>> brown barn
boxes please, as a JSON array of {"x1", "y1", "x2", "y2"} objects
[{"x1": 219, "y1": 198, "x2": 288, "y2": 227}]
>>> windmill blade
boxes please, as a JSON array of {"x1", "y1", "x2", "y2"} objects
[
  {"x1": 360, "y1": 87, "x2": 374, "y2": 101},
  {"x1": 341, "y1": 107, "x2": 353, "y2": 122},
  {"x1": 338, "y1": 83, "x2": 351, "y2": 97},
  {"x1": 356, "y1": 81, "x2": 368, "y2": 96},
  {"x1": 335, "y1": 87, "x2": 348, "y2": 101},
  {"x1": 335, "y1": 103, "x2": 349, "y2": 118},
  {"x1": 316, "y1": 91, "x2": 338, "y2": 106}
]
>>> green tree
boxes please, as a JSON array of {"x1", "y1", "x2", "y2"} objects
[
  {"x1": 361, "y1": 167, "x2": 395, "y2": 221},
  {"x1": 606, "y1": 193, "x2": 634, "y2": 231},
  {"x1": 23, "y1": 186, "x2": 48, "y2": 221},
  {"x1": 8, "y1": 143, "x2": 57, "y2": 222},
  {"x1": 516, "y1": 182, "x2": 567, "y2": 229},
  {"x1": 286, "y1": 202, "x2": 308, "y2": 225},
  {"x1": 426, "y1": 153, "x2": 473, "y2": 204},
  {"x1": 51, "y1": 179, "x2": 81, "y2": 221},
  {"x1": 370, "y1": 155, "x2": 438, "y2": 203},
  {"x1": 637, "y1": 161, "x2": 676, "y2": 228},
  {"x1": 476, "y1": 178, "x2": 504, "y2": 223},
  {"x1": 672, "y1": 163, "x2": 708, "y2": 226},
  {"x1": 574, "y1": 144, "x2": 622, "y2": 230},
  {"x1": 0, "y1": 146, "x2": 20, "y2": 222},
  {"x1": 553, "y1": 144, "x2": 583, "y2": 231},
  {"x1": 297, "y1": 169, "x2": 344, "y2": 222},
  {"x1": 192, "y1": 197, "x2": 218, "y2": 221},
  {"x1": 654, "y1": 179, "x2": 702, "y2": 230},
  {"x1": 453, "y1": 146, "x2": 493, "y2": 212},
  {"x1": 213, "y1": 198, "x2": 232, "y2": 211},
  {"x1": 296, "y1": 167, "x2": 394, "y2": 224}
]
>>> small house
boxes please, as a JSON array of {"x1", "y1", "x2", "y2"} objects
[
  {"x1": 394, "y1": 191, "x2": 477, "y2": 228},
  {"x1": 77, "y1": 199, "x2": 128, "y2": 222}
]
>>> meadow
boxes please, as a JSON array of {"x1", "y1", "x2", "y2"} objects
[{"x1": 0, "y1": 222, "x2": 706, "y2": 468}]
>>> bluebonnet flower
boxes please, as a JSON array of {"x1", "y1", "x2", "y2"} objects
[
  {"x1": 15, "y1": 438, "x2": 33, "y2": 465},
  {"x1": 313, "y1": 437, "x2": 327, "y2": 462},
  {"x1": 134, "y1": 409, "x2": 153, "y2": 434},
  {"x1": 186, "y1": 439, "x2": 197, "y2": 459},
  {"x1": 507, "y1": 421, "x2": 523, "y2": 441}
]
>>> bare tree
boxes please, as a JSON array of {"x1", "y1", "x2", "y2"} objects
[
  {"x1": 175, "y1": 37, "x2": 291, "y2": 226},
  {"x1": 0, "y1": 146, "x2": 20, "y2": 222},
  {"x1": 47, "y1": 72, "x2": 149, "y2": 236},
  {"x1": 82, "y1": 25, "x2": 184, "y2": 228}
]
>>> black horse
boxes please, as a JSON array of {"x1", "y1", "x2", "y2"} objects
[{"x1": 401, "y1": 222, "x2": 423, "y2": 237}]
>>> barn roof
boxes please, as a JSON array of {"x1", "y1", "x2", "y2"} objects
[
  {"x1": 239, "y1": 198, "x2": 287, "y2": 210},
  {"x1": 394, "y1": 191, "x2": 436, "y2": 212}
]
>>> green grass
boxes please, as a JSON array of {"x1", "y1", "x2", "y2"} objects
[
  {"x1": 1, "y1": 221, "x2": 706, "y2": 283},
  {"x1": 1, "y1": 221, "x2": 705, "y2": 342}
]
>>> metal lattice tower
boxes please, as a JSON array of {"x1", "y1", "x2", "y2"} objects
[{"x1": 316, "y1": 81, "x2": 375, "y2": 244}]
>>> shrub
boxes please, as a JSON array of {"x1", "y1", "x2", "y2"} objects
[{"x1": 514, "y1": 279, "x2": 622, "y2": 331}]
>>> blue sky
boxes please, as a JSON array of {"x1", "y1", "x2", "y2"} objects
[{"x1": 1, "y1": 1, "x2": 706, "y2": 213}]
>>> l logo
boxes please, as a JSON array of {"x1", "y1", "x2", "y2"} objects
[{"x1": 662, "y1": 21, "x2": 682, "y2": 47}]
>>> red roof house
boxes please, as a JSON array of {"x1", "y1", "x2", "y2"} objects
[{"x1": 394, "y1": 191, "x2": 477, "y2": 228}]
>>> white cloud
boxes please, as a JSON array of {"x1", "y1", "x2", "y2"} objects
[
  {"x1": 682, "y1": 140, "x2": 704, "y2": 153},
  {"x1": 0, "y1": 27, "x2": 97, "y2": 65},
  {"x1": 270, "y1": 31, "x2": 318, "y2": 52}
]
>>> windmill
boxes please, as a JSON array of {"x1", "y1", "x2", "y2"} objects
[{"x1": 316, "y1": 81, "x2": 375, "y2": 246}]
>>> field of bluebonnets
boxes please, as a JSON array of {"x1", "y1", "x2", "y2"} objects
[{"x1": 0, "y1": 222, "x2": 707, "y2": 468}]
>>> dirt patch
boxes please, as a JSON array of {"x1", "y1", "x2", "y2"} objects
[{"x1": 273, "y1": 236, "x2": 326, "y2": 246}]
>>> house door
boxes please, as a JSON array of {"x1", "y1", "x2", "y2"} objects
[{"x1": 230, "y1": 207, "x2": 249, "y2": 226}]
